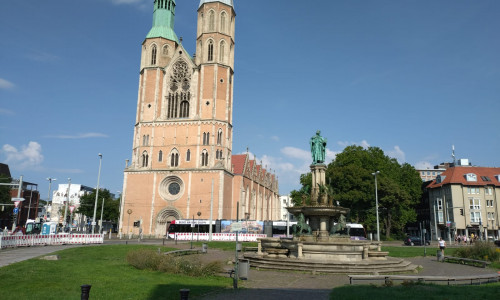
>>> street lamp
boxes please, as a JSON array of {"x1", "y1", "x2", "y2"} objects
[
  {"x1": 92, "y1": 153, "x2": 103, "y2": 234},
  {"x1": 372, "y1": 171, "x2": 380, "y2": 242},
  {"x1": 45, "y1": 178, "x2": 56, "y2": 221},
  {"x1": 197, "y1": 211, "x2": 201, "y2": 241},
  {"x1": 63, "y1": 178, "x2": 71, "y2": 231}
]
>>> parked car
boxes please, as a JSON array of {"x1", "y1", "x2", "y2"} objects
[{"x1": 404, "y1": 236, "x2": 430, "y2": 246}]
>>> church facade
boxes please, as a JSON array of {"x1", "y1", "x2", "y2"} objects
[{"x1": 120, "y1": 0, "x2": 280, "y2": 237}]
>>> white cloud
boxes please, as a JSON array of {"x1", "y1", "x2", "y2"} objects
[
  {"x1": 281, "y1": 147, "x2": 310, "y2": 161},
  {"x1": 415, "y1": 161, "x2": 433, "y2": 170},
  {"x1": 337, "y1": 139, "x2": 370, "y2": 149},
  {"x1": 387, "y1": 145, "x2": 406, "y2": 163},
  {"x1": 2, "y1": 142, "x2": 44, "y2": 170},
  {"x1": 270, "y1": 136, "x2": 280, "y2": 142},
  {"x1": 44, "y1": 132, "x2": 109, "y2": 139},
  {"x1": 0, "y1": 78, "x2": 15, "y2": 89}
]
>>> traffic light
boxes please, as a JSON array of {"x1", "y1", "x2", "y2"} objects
[
  {"x1": 460, "y1": 208, "x2": 464, "y2": 216},
  {"x1": 133, "y1": 221, "x2": 140, "y2": 227}
]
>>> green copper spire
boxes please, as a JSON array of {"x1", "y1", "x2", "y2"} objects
[{"x1": 146, "y1": 0, "x2": 179, "y2": 43}]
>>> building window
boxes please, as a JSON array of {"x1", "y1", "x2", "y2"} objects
[
  {"x1": 186, "y1": 149, "x2": 191, "y2": 161},
  {"x1": 167, "y1": 60, "x2": 191, "y2": 119},
  {"x1": 158, "y1": 150, "x2": 163, "y2": 162},
  {"x1": 467, "y1": 187, "x2": 480, "y2": 194},
  {"x1": 151, "y1": 45, "x2": 157, "y2": 65},
  {"x1": 170, "y1": 152, "x2": 179, "y2": 167},
  {"x1": 203, "y1": 132, "x2": 210, "y2": 145},
  {"x1": 179, "y1": 99, "x2": 189, "y2": 118},
  {"x1": 486, "y1": 199, "x2": 494, "y2": 207},
  {"x1": 142, "y1": 135, "x2": 150, "y2": 146},
  {"x1": 201, "y1": 150, "x2": 208, "y2": 167},
  {"x1": 220, "y1": 11, "x2": 227, "y2": 33},
  {"x1": 485, "y1": 187, "x2": 493, "y2": 195},
  {"x1": 469, "y1": 198, "x2": 480, "y2": 210},
  {"x1": 219, "y1": 40, "x2": 225, "y2": 63},
  {"x1": 142, "y1": 151, "x2": 149, "y2": 167},
  {"x1": 217, "y1": 129, "x2": 223, "y2": 145},
  {"x1": 208, "y1": 10, "x2": 215, "y2": 31},
  {"x1": 470, "y1": 211, "x2": 482, "y2": 223},
  {"x1": 466, "y1": 173, "x2": 477, "y2": 182},
  {"x1": 208, "y1": 41, "x2": 214, "y2": 62}
]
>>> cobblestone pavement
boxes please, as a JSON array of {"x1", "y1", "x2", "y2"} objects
[{"x1": 1, "y1": 239, "x2": 498, "y2": 300}]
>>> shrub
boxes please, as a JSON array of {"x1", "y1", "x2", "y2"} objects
[
  {"x1": 127, "y1": 250, "x2": 223, "y2": 277},
  {"x1": 454, "y1": 241, "x2": 500, "y2": 262}
]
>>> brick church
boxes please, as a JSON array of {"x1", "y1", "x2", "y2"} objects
[{"x1": 120, "y1": 0, "x2": 280, "y2": 237}]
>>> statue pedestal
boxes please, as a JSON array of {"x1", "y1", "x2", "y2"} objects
[{"x1": 310, "y1": 164, "x2": 327, "y2": 205}]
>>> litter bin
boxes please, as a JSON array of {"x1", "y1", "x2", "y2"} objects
[
  {"x1": 238, "y1": 259, "x2": 250, "y2": 280},
  {"x1": 202, "y1": 243, "x2": 208, "y2": 253},
  {"x1": 236, "y1": 242, "x2": 242, "y2": 252},
  {"x1": 436, "y1": 250, "x2": 443, "y2": 262}
]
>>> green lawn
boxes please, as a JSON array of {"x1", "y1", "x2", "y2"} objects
[{"x1": 0, "y1": 245, "x2": 232, "y2": 299}]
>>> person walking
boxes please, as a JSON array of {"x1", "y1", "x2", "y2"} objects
[{"x1": 439, "y1": 237, "x2": 446, "y2": 256}]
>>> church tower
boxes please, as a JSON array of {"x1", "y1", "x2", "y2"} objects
[{"x1": 121, "y1": 0, "x2": 237, "y2": 236}]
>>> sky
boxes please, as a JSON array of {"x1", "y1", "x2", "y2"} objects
[{"x1": 1, "y1": 0, "x2": 499, "y2": 200}]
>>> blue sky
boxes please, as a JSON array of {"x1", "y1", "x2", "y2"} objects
[{"x1": 1, "y1": 0, "x2": 499, "y2": 200}]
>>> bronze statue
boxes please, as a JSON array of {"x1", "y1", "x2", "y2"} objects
[
  {"x1": 310, "y1": 130, "x2": 327, "y2": 164},
  {"x1": 330, "y1": 214, "x2": 347, "y2": 235},
  {"x1": 292, "y1": 213, "x2": 312, "y2": 236}
]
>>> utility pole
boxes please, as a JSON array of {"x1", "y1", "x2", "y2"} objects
[
  {"x1": 63, "y1": 178, "x2": 71, "y2": 231},
  {"x1": 92, "y1": 153, "x2": 103, "y2": 234}
]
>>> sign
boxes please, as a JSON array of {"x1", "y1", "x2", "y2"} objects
[
  {"x1": 11, "y1": 197, "x2": 25, "y2": 202},
  {"x1": 231, "y1": 222, "x2": 243, "y2": 232},
  {"x1": 446, "y1": 221, "x2": 451, "y2": 227},
  {"x1": 13, "y1": 207, "x2": 19, "y2": 214},
  {"x1": 14, "y1": 201, "x2": 20, "y2": 208},
  {"x1": 91, "y1": 221, "x2": 96, "y2": 225},
  {"x1": 69, "y1": 206, "x2": 75, "y2": 213}
]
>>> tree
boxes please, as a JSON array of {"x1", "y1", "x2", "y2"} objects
[
  {"x1": 0, "y1": 175, "x2": 11, "y2": 204},
  {"x1": 77, "y1": 189, "x2": 119, "y2": 223},
  {"x1": 290, "y1": 173, "x2": 312, "y2": 206},
  {"x1": 291, "y1": 145, "x2": 422, "y2": 238}
]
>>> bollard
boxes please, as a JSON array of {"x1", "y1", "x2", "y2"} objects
[
  {"x1": 202, "y1": 243, "x2": 208, "y2": 253},
  {"x1": 179, "y1": 289, "x2": 190, "y2": 300},
  {"x1": 81, "y1": 284, "x2": 91, "y2": 300}
]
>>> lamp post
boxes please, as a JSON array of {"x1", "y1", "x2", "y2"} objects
[
  {"x1": 92, "y1": 153, "x2": 103, "y2": 234},
  {"x1": 197, "y1": 211, "x2": 201, "y2": 241},
  {"x1": 45, "y1": 178, "x2": 56, "y2": 221},
  {"x1": 99, "y1": 198, "x2": 105, "y2": 234},
  {"x1": 63, "y1": 178, "x2": 71, "y2": 231},
  {"x1": 245, "y1": 212, "x2": 250, "y2": 233},
  {"x1": 372, "y1": 171, "x2": 380, "y2": 242}
]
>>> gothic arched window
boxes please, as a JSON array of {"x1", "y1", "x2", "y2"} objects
[
  {"x1": 158, "y1": 150, "x2": 163, "y2": 162},
  {"x1": 217, "y1": 129, "x2": 223, "y2": 145},
  {"x1": 220, "y1": 12, "x2": 227, "y2": 33},
  {"x1": 201, "y1": 150, "x2": 209, "y2": 167},
  {"x1": 142, "y1": 151, "x2": 149, "y2": 167},
  {"x1": 151, "y1": 45, "x2": 157, "y2": 65},
  {"x1": 219, "y1": 41, "x2": 225, "y2": 63},
  {"x1": 209, "y1": 10, "x2": 215, "y2": 31},
  {"x1": 162, "y1": 44, "x2": 169, "y2": 56},
  {"x1": 208, "y1": 41, "x2": 214, "y2": 62},
  {"x1": 171, "y1": 152, "x2": 179, "y2": 167},
  {"x1": 167, "y1": 60, "x2": 191, "y2": 119},
  {"x1": 186, "y1": 149, "x2": 191, "y2": 161}
]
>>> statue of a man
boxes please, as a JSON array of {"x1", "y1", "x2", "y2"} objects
[{"x1": 310, "y1": 130, "x2": 327, "y2": 164}]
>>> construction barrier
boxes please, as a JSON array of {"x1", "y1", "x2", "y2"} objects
[
  {"x1": 0, "y1": 234, "x2": 104, "y2": 249},
  {"x1": 174, "y1": 232, "x2": 266, "y2": 242}
]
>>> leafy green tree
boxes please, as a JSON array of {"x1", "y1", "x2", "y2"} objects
[
  {"x1": 291, "y1": 145, "x2": 422, "y2": 238},
  {"x1": 77, "y1": 189, "x2": 119, "y2": 223},
  {"x1": 0, "y1": 175, "x2": 11, "y2": 204},
  {"x1": 290, "y1": 173, "x2": 312, "y2": 206}
]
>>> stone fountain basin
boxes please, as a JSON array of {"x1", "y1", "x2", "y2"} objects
[{"x1": 287, "y1": 206, "x2": 349, "y2": 217}]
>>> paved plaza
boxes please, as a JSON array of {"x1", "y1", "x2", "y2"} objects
[{"x1": 0, "y1": 239, "x2": 498, "y2": 300}]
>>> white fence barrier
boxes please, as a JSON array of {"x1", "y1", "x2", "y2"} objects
[
  {"x1": 173, "y1": 232, "x2": 266, "y2": 242},
  {"x1": 0, "y1": 234, "x2": 104, "y2": 249}
]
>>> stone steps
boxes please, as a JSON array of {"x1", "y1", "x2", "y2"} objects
[{"x1": 244, "y1": 253, "x2": 419, "y2": 274}]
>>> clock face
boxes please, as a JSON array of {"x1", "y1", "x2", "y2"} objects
[{"x1": 168, "y1": 182, "x2": 180, "y2": 195}]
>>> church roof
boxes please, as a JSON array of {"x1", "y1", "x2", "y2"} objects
[
  {"x1": 232, "y1": 154, "x2": 246, "y2": 174},
  {"x1": 199, "y1": 0, "x2": 234, "y2": 8}
]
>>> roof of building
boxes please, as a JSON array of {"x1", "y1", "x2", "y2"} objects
[
  {"x1": 427, "y1": 166, "x2": 500, "y2": 188},
  {"x1": 232, "y1": 154, "x2": 246, "y2": 174},
  {"x1": 199, "y1": 0, "x2": 234, "y2": 8}
]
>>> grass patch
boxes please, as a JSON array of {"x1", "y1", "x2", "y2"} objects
[
  {"x1": 0, "y1": 245, "x2": 232, "y2": 299},
  {"x1": 331, "y1": 282, "x2": 500, "y2": 300}
]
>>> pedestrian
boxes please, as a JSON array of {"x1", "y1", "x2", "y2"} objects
[
  {"x1": 463, "y1": 234, "x2": 467, "y2": 245},
  {"x1": 457, "y1": 234, "x2": 461, "y2": 245},
  {"x1": 439, "y1": 237, "x2": 446, "y2": 256}
]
